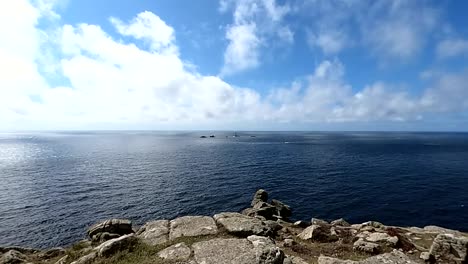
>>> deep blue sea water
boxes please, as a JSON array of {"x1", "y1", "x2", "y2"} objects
[{"x1": 0, "y1": 131, "x2": 467, "y2": 248}]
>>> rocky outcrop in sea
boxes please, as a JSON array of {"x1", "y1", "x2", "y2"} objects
[{"x1": 1, "y1": 189, "x2": 467, "y2": 264}]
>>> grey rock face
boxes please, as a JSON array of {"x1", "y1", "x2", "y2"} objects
[
  {"x1": 169, "y1": 216, "x2": 218, "y2": 240},
  {"x1": 429, "y1": 233, "x2": 468, "y2": 262},
  {"x1": 360, "y1": 221, "x2": 384, "y2": 229},
  {"x1": 419, "y1": 251, "x2": 431, "y2": 261},
  {"x1": 284, "y1": 255, "x2": 309, "y2": 264},
  {"x1": 87, "y1": 219, "x2": 133, "y2": 241},
  {"x1": 214, "y1": 212, "x2": 272, "y2": 237},
  {"x1": 424, "y1": 225, "x2": 465, "y2": 236},
  {"x1": 38, "y1": 247, "x2": 65, "y2": 259},
  {"x1": 247, "y1": 235, "x2": 284, "y2": 264},
  {"x1": 0, "y1": 250, "x2": 27, "y2": 264},
  {"x1": 192, "y1": 237, "x2": 285, "y2": 264},
  {"x1": 264, "y1": 220, "x2": 282, "y2": 233},
  {"x1": 91, "y1": 232, "x2": 120, "y2": 243},
  {"x1": 297, "y1": 225, "x2": 337, "y2": 242},
  {"x1": 193, "y1": 238, "x2": 257, "y2": 264},
  {"x1": 365, "y1": 232, "x2": 399, "y2": 247},
  {"x1": 293, "y1": 221, "x2": 310, "y2": 228},
  {"x1": 353, "y1": 239, "x2": 380, "y2": 254},
  {"x1": 251, "y1": 202, "x2": 278, "y2": 220},
  {"x1": 54, "y1": 255, "x2": 69, "y2": 264},
  {"x1": 136, "y1": 220, "x2": 169, "y2": 245},
  {"x1": 251, "y1": 189, "x2": 269, "y2": 206},
  {"x1": 318, "y1": 250, "x2": 417, "y2": 264},
  {"x1": 69, "y1": 252, "x2": 97, "y2": 264},
  {"x1": 158, "y1": 242, "x2": 191, "y2": 261},
  {"x1": 95, "y1": 234, "x2": 137, "y2": 257},
  {"x1": 271, "y1": 199, "x2": 292, "y2": 218},
  {"x1": 0, "y1": 247, "x2": 37, "y2": 255},
  {"x1": 244, "y1": 189, "x2": 292, "y2": 221},
  {"x1": 311, "y1": 218, "x2": 329, "y2": 226},
  {"x1": 283, "y1": 239, "x2": 295, "y2": 247},
  {"x1": 331, "y1": 218, "x2": 350, "y2": 227}
]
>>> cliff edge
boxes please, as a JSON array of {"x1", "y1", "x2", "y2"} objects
[{"x1": 1, "y1": 189, "x2": 467, "y2": 264}]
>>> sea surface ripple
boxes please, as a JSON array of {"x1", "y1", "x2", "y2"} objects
[{"x1": 0, "y1": 131, "x2": 467, "y2": 248}]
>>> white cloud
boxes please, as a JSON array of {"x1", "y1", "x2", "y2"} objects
[
  {"x1": 421, "y1": 69, "x2": 468, "y2": 112},
  {"x1": 302, "y1": 0, "x2": 439, "y2": 60},
  {"x1": 307, "y1": 29, "x2": 348, "y2": 55},
  {"x1": 221, "y1": 23, "x2": 261, "y2": 76},
  {"x1": 220, "y1": 0, "x2": 292, "y2": 75},
  {"x1": 361, "y1": 1, "x2": 438, "y2": 60},
  {"x1": 0, "y1": 0, "x2": 467, "y2": 130},
  {"x1": 110, "y1": 11, "x2": 175, "y2": 52},
  {"x1": 436, "y1": 38, "x2": 468, "y2": 58}
]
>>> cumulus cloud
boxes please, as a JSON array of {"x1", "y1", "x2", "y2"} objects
[
  {"x1": 220, "y1": 0, "x2": 292, "y2": 75},
  {"x1": 361, "y1": 1, "x2": 438, "y2": 60},
  {"x1": 436, "y1": 38, "x2": 468, "y2": 58},
  {"x1": 0, "y1": 0, "x2": 467, "y2": 130},
  {"x1": 110, "y1": 11, "x2": 175, "y2": 52},
  {"x1": 307, "y1": 29, "x2": 349, "y2": 55},
  {"x1": 222, "y1": 23, "x2": 261, "y2": 76},
  {"x1": 303, "y1": 0, "x2": 439, "y2": 60}
]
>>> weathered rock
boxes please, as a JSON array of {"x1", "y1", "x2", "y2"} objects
[
  {"x1": 0, "y1": 247, "x2": 37, "y2": 255},
  {"x1": 293, "y1": 221, "x2": 310, "y2": 228},
  {"x1": 242, "y1": 208, "x2": 258, "y2": 217},
  {"x1": 54, "y1": 255, "x2": 69, "y2": 264},
  {"x1": 251, "y1": 189, "x2": 269, "y2": 206},
  {"x1": 264, "y1": 220, "x2": 282, "y2": 232},
  {"x1": 0, "y1": 250, "x2": 27, "y2": 264},
  {"x1": 429, "y1": 233, "x2": 468, "y2": 262},
  {"x1": 311, "y1": 218, "x2": 329, "y2": 226},
  {"x1": 136, "y1": 220, "x2": 169, "y2": 245},
  {"x1": 284, "y1": 255, "x2": 309, "y2": 264},
  {"x1": 214, "y1": 212, "x2": 272, "y2": 237},
  {"x1": 157, "y1": 242, "x2": 191, "y2": 261},
  {"x1": 251, "y1": 202, "x2": 278, "y2": 220},
  {"x1": 283, "y1": 239, "x2": 296, "y2": 247},
  {"x1": 95, "y1": 234, "x2": 137, "y2": 257},
  {"x1": 424, "y1": 225, "x2": 465, "y2": 236},
  {"x1": 193, "y1": 238, "x2": 256, "y2": 264},
  {"x1": 331, "y1": 218, "x2": 350, "y2": 227},
  {"x1": 271, "y1": 199, "x2": 292, "y2": 218},
  {"x1": 365, "y1": 232, "x2": 399, "y2": 247},
  {"x1": 297, "y1": 225, "x2": 337, "y2": 242},
  {"x1": 87, "y1": 219, "x2": 133, "y2": 240},
  {"x1": 360, "y1": 221, "x2": 384, "y2": 229},
  {"x1": 169, "y1": 216, "x2": 218, "y2": 240},
  {"x1": 38, "y1": 247, "x2": 65, "y2": 259},
  {"x1": 91, "y1": 232, "x2": 121, "y2": 243},
  {"x1": 318, "y1": 250, "x2": 418, "y2": 264},
  {"x1": 419, "y1": 251, "x2": 432, "y2": 262},
  {"x1": 193, "y1": 237, "x2": 284, "y2": 264},
  {"x1": 70, "y1": 252, "x2": 97, "y2": 264},
  {"x1": 353, "y1": 239, "x2": 380, "y2": 254},
  {"x1": 247, "y1": 235, "x2": 284, "y2": 264}
]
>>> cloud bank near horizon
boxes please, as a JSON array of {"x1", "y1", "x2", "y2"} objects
[{"x1": 0, "y1": 0, "x2": 467, "y2": 130}]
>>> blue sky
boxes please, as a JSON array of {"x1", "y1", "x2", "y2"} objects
[{"x1": 0, "y1": 0, "x2": 468, "y2": 131}]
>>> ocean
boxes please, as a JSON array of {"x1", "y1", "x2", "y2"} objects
[{"x1": 0, "y1": 131, "x2": 467, "y2": 248}]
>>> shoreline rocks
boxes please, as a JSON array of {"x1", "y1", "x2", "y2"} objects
[
  {"x1": 87, "y1": 219, "x2": 133, "y2": 243},
  {"x1": 169, "y1": 216, "x2": 218, "y2": 240},
  {"x1": 243, "y1": 189, "x2": 293, "y2": 221},
  {"x1": 1, "y1": 189, "x2": 467, "y2": 264}
]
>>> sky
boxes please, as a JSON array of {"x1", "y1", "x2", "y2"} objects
[{"x1": 1, "y1": 0, "x2": 468, "y2": 131}]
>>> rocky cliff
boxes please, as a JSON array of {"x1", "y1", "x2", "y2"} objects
[{"x1": 1, "y1": 189, "x2": 467, "y2": 264}]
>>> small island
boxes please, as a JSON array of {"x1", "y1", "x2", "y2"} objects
[{"x1": 0, "y1": 189, "x2": 466, "y2": 264}]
